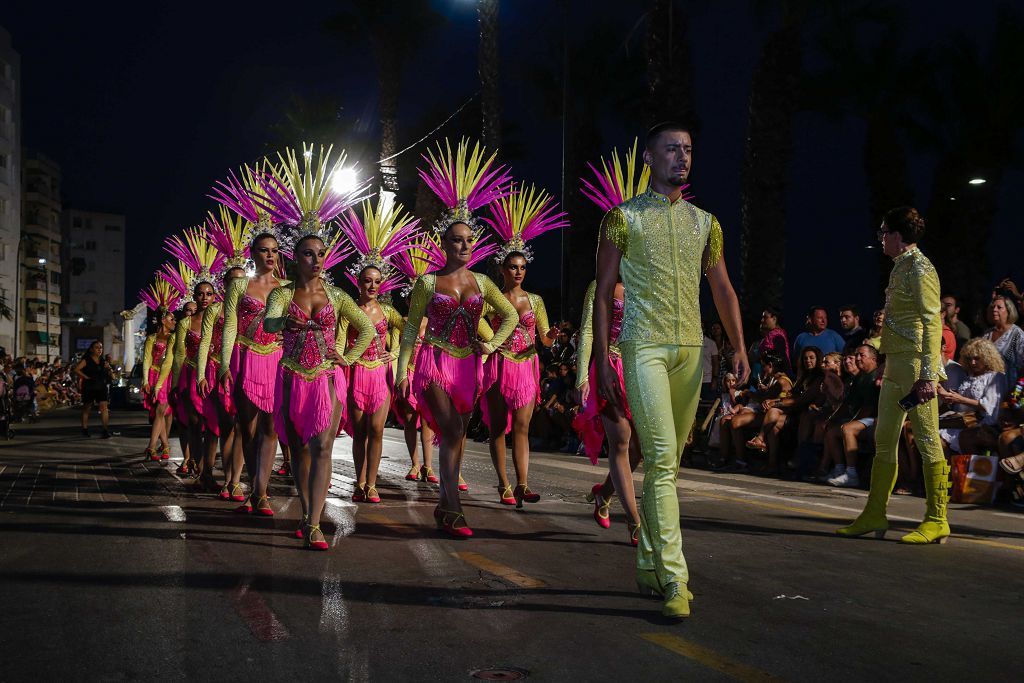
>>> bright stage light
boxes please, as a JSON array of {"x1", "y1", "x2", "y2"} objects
[
  {"x1": 332, "y1": 168, "x2": 359, "y2": 195},
  {"x1": 968, "y1": 178, "x2": 986, "y2": 185}
]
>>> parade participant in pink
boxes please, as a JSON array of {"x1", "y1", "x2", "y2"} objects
[
  {"x1": 338, "y1": 196, "x2": 420, "y2": 503},
  {"x1": 480, "y1": 184, "x2": 566, "y2": 507},
  {"x1": 396, "y1": 138, "x2": 518, "y2": 538},
  {"x1": 211, "y1": 165, "x2": 290, "y2": 513},
  {"x1": 159, "y1": 228, "x2": 225, "y2": 492},
  {"x1": 391, "y1": 236, "x2": 447, "y2": 484},
  {"x1": 259, "y1": 144, "x2": 374, "y2": 549},
  {"x1": 140, "y1": 280, "x2": 179, "y2": 461}
]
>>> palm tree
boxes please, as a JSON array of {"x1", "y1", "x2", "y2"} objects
[
  {"x1": 323, "y1": 2, "x2": 445, "y2": 189},
  {"x1": 478, "y1": 0, "x2": 502, "y2": 150}
]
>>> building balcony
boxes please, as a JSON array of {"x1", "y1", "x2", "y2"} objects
[
  {"x1": 30, "y1": 345, "x2": 61, "y2": 360},
  {"x1": 20, "y1": 255, "x2": 61, "y2": 273},
  {"x1": 24, "y1": 288, "x2": 61, "y2": 304},
  {"x1": 24, "y1": 190, "x2": 60, "y2": 212},
  {"x1": 23, "y1": 319, "x2": 61, "y2": 334}
]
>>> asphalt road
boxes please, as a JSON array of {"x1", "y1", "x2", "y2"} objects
[{"x1": 1, "y1": 409, "x2": 1021, "y2": 682}]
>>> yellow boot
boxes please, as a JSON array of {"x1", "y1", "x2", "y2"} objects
[
  {"x1": 900, "y1": 460, "x2": 951, "y2": 545},
  {"x1": 836, "y1": 460, "x2": 897, "y2": 538}
]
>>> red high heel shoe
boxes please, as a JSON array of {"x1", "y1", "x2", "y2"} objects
[
  {"x1": 218, "y1": 484, "x2": 231, "y2": 500},
  {"x1": 276, "y1": 461, "x2": 290, "y2": 476},
  {"x1": 352, "y1": 483, "x2": 366, "y2": 503},
  {"x1": 295, "y1": 514, "x2": 308, "y2": 539},
  {"x1": 234, "y1": 496, "x2": 253, "y2": 514},
  {"x1": 439, "y1": 509, "x2": 473, "y2": 538},
  {"x1": 498, "y1": 484, "x2": 516, "y2": 505},
  {"x1": 253, "y1": 495, "x2": 274, "y2": 516},
  {"x1": 229, "y1": 483, "x2": 246, "y2": 502},
  {"x1": 146, "y1": 448, "x2": 160, "y2": 461},
  {"x1": 160, "y1": 447, "x2": 170, "y2": 460},
  {"x1": 421, "y1": 466, "x2": 439, "y2": 483},
  {"x1": 458, "y1": 476, "x2": 469, "y2": 492},
  {"x1": 405, "y1": 467, "x2": 421, "y2": 481},
  {"x1": 365, "y1": 485, "x2": 381, "y2": 504},
  {"x1": 628, "y1": 522, "x2": 640, "y2": 547},
  {"x1": 586, "y1": 484, "x2": 613, "y2": 529},
  {"x1": 513, "y1": 484, "x2": 540, "y2": 509},
  {"x1": 304, "y1": 524, "x2": 329, "y2": 550}
]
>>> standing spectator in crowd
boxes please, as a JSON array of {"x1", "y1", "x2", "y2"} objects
[
  {"x1": 74, "y1": 341, "x2": 114, "y2": 438},
  {"x1": 941, "y1": 294, "x2": 972, "y2": 356},
  {"x1": 702, "y1": 325, "x2": 720, "y2": 399},
  {"x1": 551, "y1": 330, "x2": 575, "y2": 366},
  {"x1": 750, "y1": 307, "x2": 791, "y2": 377},
  {"x1": 936, "y1": 338, "x2": 1006, "y2": 455},
  {"x1": 825, "y1": 345, "x2": 881, "y2": 487},
  {"x1": 864, "y1": 309, "x2": 885, "y2": 350},
  {"x1": 994, "y1": 278, "x2": 1024, "y2": 318},
  {"x1": 793, "y1": 306, "x2": 846, "y2": 357},
  {"x1": 983, "y1": 295, "x2": 1024, "y2": 381},
  {"x1": 838, "y1": 305, "x2": 868, "y2": 351}
]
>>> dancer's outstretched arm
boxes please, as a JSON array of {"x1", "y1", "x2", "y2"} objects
[
  {"x1": 594, "y1": 210, "x2": 625, "y2": 408},
  {"x1": 704, "y1": 217, "x2": 749, "y2": 384}
]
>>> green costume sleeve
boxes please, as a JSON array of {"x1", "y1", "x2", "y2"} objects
[
  {"x1": 479, "y1": 274, "x2": 519, "y2": 354},
  {"x1": 704, "y1": 216, "x2": 724, "y2": 273},
  {"x1": 575, "y1": 281, "x2": 596, "y2": 388},
  {"x1": 601, "y1": 208, "x2": 629, "y2": 256},
  {"x1": 261, "y1": 286, "x2": 293, "y2": 333},
  {"x1": 142, "y1": 335, "x2": 155, "y2": 382},
  {"x1": 477, "y1": 301, "x2": 495, "y2": 343},
  {"x1": 531, "y1": 292, "x2": 550, "y2": 342},
  {"x1": 219, "y1": 277, "x2": 246, "y2": 378},
  {"x1": 913, "y1": 259, "x2": 945, "y2": 381},
  {"x1": 155, "y1": 325, "x2": 177, "y2": 393},
  {"x1": 397, "y1": 275, "x2": 431, "y2": 380},
  {"x1": 169, "y1": 317, "x2": 189, "y2": 387},
  {"x1": 331, "y1": 287, "x2": 374, "y2": 365},
  {"x1": 196, "y1": 302, "x2": 221, "y2": 385}
]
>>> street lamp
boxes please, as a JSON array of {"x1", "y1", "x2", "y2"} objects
[
  {"x1": 968, "y1": 178, "x2": 987, "y2": 185},
  {"x1": 331, "y1": 167, "x2": 359, "y2": 195}
]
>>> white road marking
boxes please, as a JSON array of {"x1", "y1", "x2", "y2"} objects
[{"x1": 160, "y1": 505, "x2": 186, "y2": 522}]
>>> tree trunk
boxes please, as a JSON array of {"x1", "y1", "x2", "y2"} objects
[
  {"x1": 739, "y1": 19, "x2": 801, "y2": 326},
  {"x1": 478, "y1": 0, "x2": 502, "y2": 150},
  {"x1": 645, "y1": 0, "x2": 697, "y2": 127}
]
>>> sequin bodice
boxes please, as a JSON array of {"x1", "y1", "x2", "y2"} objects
[
  {"x1": 152, "y1": 341, "x2": 167, "y2": 367},
  {"x1": 427, "y1": 293, "x2": 484, "y2": 349},
  {"x1": 350, "y1": 317, "x2": 389, "y2": 361},
  {"x1": 283, "y1": 302, "x2": 337, "y2": 373},
  {"x1": 185, "y1": 329, "x2": 201, "y2": 360},
  {"x1": 239, "y1": 295, "x2": 278, "y2": 346},
  {"x1": 492, "y1": 310, "x2": 537, "y2": 355}
]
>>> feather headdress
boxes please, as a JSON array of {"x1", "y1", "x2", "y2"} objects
[
  {"x1": 138, "y1": 278, "x2": 180, "y2": 313},
  {"x1": 339, "y1": 195, "x2": 421, "y2": 294},
  {"x1": 161, "y1": 227, "x2": 226, "y2": 304},
  {"x1": 418, "y1": 137, "x2": 512, "y2": 238},
  {"x1": 579, "y1": 138, "x2": 694, "y2": 212},
  {"x1": 251, "y1": 143, "x2": 372, "y2": 256},
  {"x1": 485, "y1": 182, "x2": 570, "y2": 264},
  {"x1": 209, "y1": 162, "x2": 278, "y2": 246},
  {"x1": 391, "y1": 233, "x2": 446, "y2": 298},
  {"x1": 206, "y1": 206, "x2": 252, "y2": 273}
]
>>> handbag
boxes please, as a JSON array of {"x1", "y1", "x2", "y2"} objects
[{"x1": 939, "y1": 411, "x2": 977, "y2": 430}]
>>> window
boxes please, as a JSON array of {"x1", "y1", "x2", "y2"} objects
[{"x1": 104, "y1": 224, "x2": 121, "y2": 232}]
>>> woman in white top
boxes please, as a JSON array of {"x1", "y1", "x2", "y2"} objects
[
  {"x1": 937, "y1": 337, "x2": 1006, "y2": 454},
  {"x1": 983, "y1": 296, "x2": 1024, "y2": 381}
]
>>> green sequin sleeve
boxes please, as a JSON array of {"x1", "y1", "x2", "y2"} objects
[
  {"x1": 479, "y1": 275, "x2": 519, "y2": 354},
  {"x1": 155, "y1": 325, "x2": 177, "y2": 393},
  {"x1": 913, "y1": 259, "x2": 945, "y2": 381},
  {"x1": 397, "y1": 275, "x2": 432, "y2": 381},
  {"x1": 600, "y1": 208, "x2": 629, "y2": 256},
  {"x1": 575, "y1": 281, "x2": 596, "y2": 388},
  {"x1": 704, "y1": 215, "x2": 724, "y2": 273},
  {"x1": 142, "y1": 334, "x2": 155, "y2": 382},
  {"x1": 218, "y1": 277, "x2": 246, "y2": 377},
  {"x1": 531, "y1": 293, "x2": 550, "y2": 342},
  {"x1": 169, "y1": 317, "x2": 189, "y2": 387},
  {"x1": 477, "y1": 301, "x2": 495, "y2": 343},
  {"x1": 196, "y1": 302, "x2": 221, "y2": 385},
  {"x1": 330, "y1": 287, "x2": 374, "y2": 365},
  {"x1": 261, "y1": 286, "x2": 292, "y2": 334}
]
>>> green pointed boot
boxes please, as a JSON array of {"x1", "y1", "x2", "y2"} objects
[
  {"x1": 836, "y1": 460, "x2": 897, "y2": 538},
  {"x1": 900, "y1": 459, "x2": 951, "y2": 545}
]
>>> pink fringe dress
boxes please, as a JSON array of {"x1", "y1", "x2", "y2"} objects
[
  {"x1": 273, "y1": 301, "x2": 348, "y2": 445},
  {"x1": 392, "y1": 337, "x2": 422, "y2": 428},
  {"x1": 572, "y1": 297, "x2": 630, "y2": 464},
  {"x1": 233, "y1": 294, "x2": 283, "y2": 414},
  {"x1": 343, "y1": 317, "x2": 394, "y2": 436},
  {"x1": 176, "y1": 328, "x2": 220, "y2": 435},
  {"x1": 202, "y1": 316, "x2": 234, "y2": 432},
  {"x1": 481, "y1": 309, "x2": 541, "y2": 434},
  {"x1": 144, "y1": 339, "x2": 172, "y2": 419},
  {"x1": 412, "y1": 292, "x2": 485, "y2": 436}
]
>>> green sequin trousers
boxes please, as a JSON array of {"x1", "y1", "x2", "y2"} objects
[
  {"x1": 621, "y1": 342, "x2": 703, "y2": 588},
  {"x1": 874, "y1": 352, "x2": 944, "y2": 466}
]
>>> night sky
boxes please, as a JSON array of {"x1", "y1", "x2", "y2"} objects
[{"x1": 2, "y1": 1, "x2": 1019, "y2": 331}]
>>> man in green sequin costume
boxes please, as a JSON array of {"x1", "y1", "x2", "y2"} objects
[
  {"x1": 837, "y1": 206, "x2": 951, "y2": 544},
  {"x1": 594, "y1": 122, "x2": 749, "y2": 619}
]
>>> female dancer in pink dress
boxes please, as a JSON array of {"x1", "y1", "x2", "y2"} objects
[
  {"x1": 480, "y1": 184, "x2": 567, "y2": 506},
  {"x1": 396, "y1": 138, "x2": 519, "y2": 537},
  {"x1": 391, "y1": 235, "x2": 448, "y2": 484},
  {"x1": 574, "y1": 141, "x2": 692, "y2": 545},
  {"x1": 140, "y1": 280, "x2": 179, "y2": 461},
  {"x1": 258, "y1": 144, "x2": 374, "y2": 549},
  {"x1": 210, "y1": 166, "x2": 292, "y2": 514},
  {"x1": 159, "y1": 228, "x2": 226, "y2": 492},
  {"x1": 338, "y1": 196, "x2": 420, "y2": 503}
]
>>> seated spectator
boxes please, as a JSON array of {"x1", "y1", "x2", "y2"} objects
[
  {"x1": 940, "y1": 336, "x2": 968, "y2": 392},
  {"x1": 709, "y1": 372, "x2": 739, "y2": 451},
  {"x1": 825, "y1": 345, "x2": 882, "y2": 488},
  {"x1": 998, "y1": 372, "x2": 1024, "y2": 474},
  {"x1": 936, "y1": 338, "x2": 1006, "y2": 455},
  {"x1": 794, "y1": 352, "x2": 846, "y2": 479},
  {"x1": 864, "y1": 309, "x2": 885, "y2": 350},
  {"x1": 983, "y1": 295, "x2": 1024, "y2": 381},
  {"x1": 745, "y1": 346, "x2": 822, "y2": 474},
  {"x1": 840, "y1": 349, "x2": 860, "y2": 388},
  {"x1": 793, "y1": 306, "x2": 846, "y2": 357},
  {"x1": 941, "y1": 294, "x2": 972, "y2": 357},
  {"x1": 718, "y1": 353, "x2": 793, "y2": 471},
  {"x1": 838, "y1": 305, "x2": 868, "y2": 352}
]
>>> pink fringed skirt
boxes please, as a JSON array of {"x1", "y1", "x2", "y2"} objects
[
  {"x1": 235, "y1": 344, "x2": 282, "y2": 414},
  {"x1": 343, "y1": 363, "x2": 393, "y2": 436},
  {"x1": 274, "y1": 366, "x2": 347, "y2": 446},
  {"x1": 480, "y1": 353, "x2": 541, "y2": 434},
  {"x1": 176, "y1": 364, "x2": 219, "y2": 435},
  {"x1": 411, "y1": 345, "x2": 481, "y2": 439},
  {"x1": 144, "y1": 367, "x2": 171, "y2": 419},
  {"x1": 392, "y1": 368, "x2": 420, "y2": 428},
  {"x1": 572, "y1": 355, "x2": 631, "y2": 465}
]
